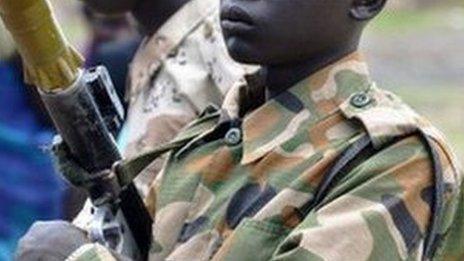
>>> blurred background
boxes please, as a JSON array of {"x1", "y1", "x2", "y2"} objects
[
  {"x1": 364, "y1": 0, "x2": 464, "y2": 162},
  {"x1": 0, "y1": 0, "x2": 463, "y2": 260}
]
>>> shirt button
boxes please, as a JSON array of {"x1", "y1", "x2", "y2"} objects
[
  {"x1": 350, "y1": 93, "x2": 372, "y2": 108},
  {"x1": 224, "y1": 128, "x2": 242, "y2": 146}
]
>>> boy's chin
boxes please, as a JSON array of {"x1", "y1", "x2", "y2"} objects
[
  {"x1": 225, "y1": 36, "x2": 295, "y2": 65},
  {"x1": 225, "y1": 37, "x2": 263, "y2": 65}
]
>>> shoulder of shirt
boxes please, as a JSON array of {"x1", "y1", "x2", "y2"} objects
[
  {"x1": 128, "y1": 0, "x2": 257, "y2": 102},
  {"x1": 340, "y1": 84, "x2": 463, "y2": 185}
]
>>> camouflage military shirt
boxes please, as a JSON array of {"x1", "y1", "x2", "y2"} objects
[
  {"x1": 121, "y1": 0, "x2": 255, "y2": 196},
  {"x1": 68, "y1": 53, "x2": 464, "y2": 260}
]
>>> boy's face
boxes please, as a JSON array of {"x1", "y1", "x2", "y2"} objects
[{"x1": 220, "y1": 0, "x2": 360, "y2": 65}]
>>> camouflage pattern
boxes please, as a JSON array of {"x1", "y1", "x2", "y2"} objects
[
  {"x1": 66, "y1": 243, "x2": 120, "y2": 261},
  {"x1": 121, "y1": 0, "x2": 256, "y2": 196},
  {"x1": 68, "y1": 52, "x2": 463, "y2": 260}
]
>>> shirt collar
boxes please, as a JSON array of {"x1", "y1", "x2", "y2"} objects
[{"x1": 221, "y1": 52, "x2": 373, "y2": 164}]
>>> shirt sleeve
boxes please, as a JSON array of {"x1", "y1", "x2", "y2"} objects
[{"x1": 271, "y1": 135, "x2": 445, "y2": 261}]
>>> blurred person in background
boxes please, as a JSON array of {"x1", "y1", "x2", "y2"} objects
[
  {"x1": 82, "y1": 6, "x2": 141, "y2": 109},
  {"x1": 0, "y1": 22, "x2": 64, "y2": 260}
]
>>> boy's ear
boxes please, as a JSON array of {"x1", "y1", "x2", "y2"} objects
[{"x1": 350, "y1": 0, "x2": 387, "y2": 21}]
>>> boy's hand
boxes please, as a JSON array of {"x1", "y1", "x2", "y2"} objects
[
  {"x1": 51, "y1": 136, "x2": 91, "y2": 188},
  {"x1": 16, "y1": 221, "x2": 89, "y2": 260}
]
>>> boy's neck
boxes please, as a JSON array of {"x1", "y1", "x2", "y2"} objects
[
  {"x1": 264, "y1": 46, "x2": 358, "y2": 100},
  {"x1": 132, "y1": 0, "x2": 189, "y2": 36}
]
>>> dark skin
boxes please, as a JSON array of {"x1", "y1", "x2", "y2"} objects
[
  {"x1": 82, "y1": 0, "x2": 189, "y2": 35},
  {"x1": 220, "y1": 0, "x2": 387, "y2": 99}
]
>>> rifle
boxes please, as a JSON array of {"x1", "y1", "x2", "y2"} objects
[{"x1": 0, "y1": 0, "x2": 152, "y2": 259}]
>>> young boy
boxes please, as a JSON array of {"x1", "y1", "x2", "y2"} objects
[
  {"x1": 148, "y1": 0, "x2": 462, "y2": 259},
  {"x1": 19, "y1": 0, "x2": 464, "y2": 260}
]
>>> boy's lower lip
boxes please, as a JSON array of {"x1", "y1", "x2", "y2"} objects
[{"x1": 221, "y1": 19, "x2": 255, "y2": 34}]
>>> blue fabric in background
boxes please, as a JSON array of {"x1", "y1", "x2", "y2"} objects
[{"x1": 0, "y1": 60, "x2": 64, "y2": 260}]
